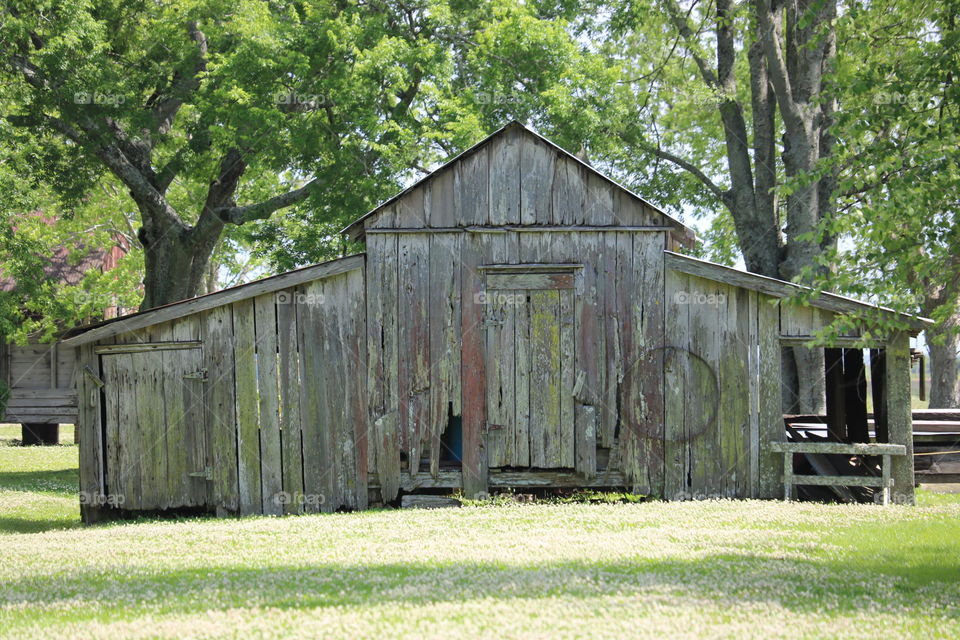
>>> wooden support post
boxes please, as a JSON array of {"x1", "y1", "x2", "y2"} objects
[
  {"x1": 844, "y1": 348, "x2": 870, "y2": 443},
  {"x1": 824, "y1": 348, "x2": 846, "y2": 441},
  {"x1": 783, "y1": 451, "x2": 793, "y2": 501},
  {"x1": 870, "y1": 348, "x2": 888, "y2": 442},
  {"x1": 885, "y1": 332, "x2": 915, "y2": 505}
]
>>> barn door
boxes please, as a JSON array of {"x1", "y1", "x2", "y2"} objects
[
  {"x1": 484, "y1": 269, "x2": 577, "y2": 468},
  {"x1": 100, "y1": 346, "x2": 209, "y2": 511}
]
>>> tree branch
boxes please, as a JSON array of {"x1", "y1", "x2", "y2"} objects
[
  {"x1": 633, "y1": 136, "x2": 727, "y2": 202},
  {"x1": 213, "y1": 177, "x2": 323, "y2": 225},
  {"x1": 663, "y1": 0, "x2": 719, "y2": 88},
  {"x1": 757, "y1": 0, "x2": 806, "y2": 131},
  {"x1": 149, "y1": 21, "x2": 208, "y2": 135}
]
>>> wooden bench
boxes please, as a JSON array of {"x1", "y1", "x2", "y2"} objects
[{"x1": 768, "y1": 441, "x2": 908, "y2": 505}]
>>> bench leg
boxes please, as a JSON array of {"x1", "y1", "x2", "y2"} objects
[{"x1": 881, "y1": 454, "x2": 891, "y2": 506}]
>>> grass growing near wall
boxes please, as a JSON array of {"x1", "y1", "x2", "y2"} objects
[{"x1": 0, "y1": 427, "x2": 958, "y2": 639}]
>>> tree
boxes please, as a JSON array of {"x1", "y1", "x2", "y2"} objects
[
  {"x1": 588, "y1": 0, "x2": 840, "y2": 412},
  {"x1": 0, "y1": 1, "x2": 433, "y2": 307},
  {"x1": 815, "y1": 0, "x2": 960, "y2": 407},
  {"x1": 2, "y1": 0, "x2": 601, "y2": 308}
]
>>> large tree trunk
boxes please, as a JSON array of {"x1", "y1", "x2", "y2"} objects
[
  {"x1": 140, "y1": 229, "x2": 211, "y2": 309},
  {"x1": 756, "y1": 0, "x2": 837, "y2": 416},
  {"x1": 135, "y1": 197, "x2": 225, "y2": 309},
  {"x1": 926, "y1": 309, "x2": 960, "y2": 408}
]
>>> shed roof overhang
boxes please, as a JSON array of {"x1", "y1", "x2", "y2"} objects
[
  {"x1": 665, "y1": 251, "x2": 933, "y2": 335},
  {"x1": 60, "y1": 254, "x2": 365, "y2": 348}
]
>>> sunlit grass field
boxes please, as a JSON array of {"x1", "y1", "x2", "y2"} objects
[{"x1": 1, "y1": 424, "x2": 959, "y2": 639}]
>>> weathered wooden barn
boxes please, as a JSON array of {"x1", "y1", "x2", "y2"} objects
[{"x1": 62, "y1": 122, "x2": 929, "y2": 521}]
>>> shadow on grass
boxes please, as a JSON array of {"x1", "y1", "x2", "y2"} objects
[
  {"x1": 0, "y1": 517, "x2": 82, "y2": 535},
  {"x1": 1, "y1": 551, "x2": 957, "y2": 618},
  {"x1": 0, "y1": 468, "x2": 78, "y2": 493},
  {"x1": 0, "y1": 466, "x2": 82, "y2": 534}
]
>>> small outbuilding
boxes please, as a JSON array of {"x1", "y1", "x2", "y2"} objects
[{"x1": 62, "y1": 122, "x2": 929, "y2": 521}]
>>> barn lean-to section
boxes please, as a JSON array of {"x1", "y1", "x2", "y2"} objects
[
  {"x1": 64, "y1": 122, "x2": 927, "y2": 522},
  {"x1": 71, "y1": 257, "x2": 368, "y2": 519}
]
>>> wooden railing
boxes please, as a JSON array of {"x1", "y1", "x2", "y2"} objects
[{"x1": 768, "y1": 441, "x2": 907, "y2": 505}]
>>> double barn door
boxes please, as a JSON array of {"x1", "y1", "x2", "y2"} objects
[{"x1": 483, "y1": 267, "x2": 578, "y2": 469}]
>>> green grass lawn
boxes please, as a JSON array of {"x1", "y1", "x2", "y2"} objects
[{"x1": 1, "y1": 424, "x2": 959, "y2": 639}]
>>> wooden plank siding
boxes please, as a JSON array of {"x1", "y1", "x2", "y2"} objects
[
  {"x1": 81, "y1": 263, "x2": 366, "y2": 518},
  {"x1": 71, "y1": 122, "x2": 926, "y2": 519},
  {"x1": 664, "y1": 272, "x2": 760, "y2": 499}
]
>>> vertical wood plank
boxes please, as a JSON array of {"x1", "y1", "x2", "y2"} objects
[
  {"x1": 552, "y1": 157, "x2": 585, "y2": 225},
  {"x1": 429, "y1": 167, "x2": 456, "y2": 227},
  {"x1": 574, "y1": 233, "x2": 602, "y2": 475},
  {"x1": 600, "y1": 233, "x2": 620, "y2": 448},
  {"x1": 461, "y1": 234, "x2": 489, "y2": 498},
  {"x1": 687, "y1": 275, "x2": 721, "y2": 497},
  {"x1": 559, "y1": 287, "x2": 576, "y2": 467},
  {"x1": 254, "y1": 294, "x2": 283, "y2": 515},
  {"x1": 77, "y1": 344, "x2": 107, "y2": 522},
  {"x1": 575, "y1": 403, "x2": 597, "y2": 476},
  {"x1": 114, "y1": 354, "x2": 141, "y2": 509},
  {"x1": 489, "y1": 126, "x2": 521, "y2": 225},
  {"x1": 747, "y1": 289, "x2": 760, "y2": 499},
  {"x1": 584, "y1": 172, "x2": 615, "y2": 225},
  {"x1": 663, "y1": 269, "x2": 690, "y2": 499},
  {"x1": 233, "y1": 298, "x2": 262, "y2": 515},
  {"x1": 369, "y1": 232, "x2": 401, "y2": 502},
  {"x1": 620, "y1": 233, "x2": 665, "y2": 495},
  {"x1": 312, "y1": 278, "x2": 338, "y2": 513},
  {"x1": 528, "y1": 289, "x2": 562, "y2": 467},
  {"x1": 398, "y1": 234, "x2": 430, "y2": 473},
  {"x1": 519, "y1": 134, "x2": 554, "y2": 225},
  {"x1": 136, "y1": 350, "x2": 165, "y2": 511},
  {"x1": 454, "y1": 144, "x2": 489, "y2": 227},
  {"x1": 428, "y1": 233, "x2": 461, "y2": 475},
  {"x1": 277, "y1": 294, "x2": 304, "y2": 514},
  {"x1": 203, "y1": 305, "x2": 239, "y2": 514},
  {"x1": 513, "y1": 290, "x2": 531, "y2": 467},
  {"x1": 345, "y1": 267, "x2": 369, "y2": 509},
  {"x1": 757, "y1": 295, "x2": 783, "y2": 498}
]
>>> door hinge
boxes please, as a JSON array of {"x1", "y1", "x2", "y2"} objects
[
  {"x1": 183, "y1": 368, "x2": 209, "y2": 382},
  {"x1": 188, "y1": 466, "x2": 212, "y2": 480}
]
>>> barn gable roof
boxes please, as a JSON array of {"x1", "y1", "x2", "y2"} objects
[
  {"x1": 60, "y1": 254, "x2": 365, "y2": 347},
  {"x1": 342, "y1": 121, "x2": 696, "y2": 245},
  {"x1": 665, "y1": 251, "x2": 932, "y2": 333}
]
